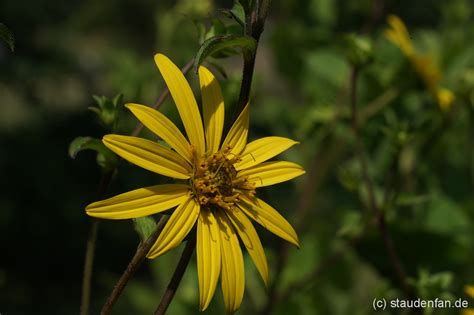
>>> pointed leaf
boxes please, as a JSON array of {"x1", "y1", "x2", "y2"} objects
[{"x1": 194, "y1": 35, "x2": 257, "y2": 70}]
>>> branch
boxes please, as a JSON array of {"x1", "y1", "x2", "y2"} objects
[
  {"x1": 154, "y1": 237, "x2": 196, "y2": 315},
  {"x1": 100, "y1": 217, "x2": 168, "y2": 315}
]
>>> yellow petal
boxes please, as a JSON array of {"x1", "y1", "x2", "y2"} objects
[
  {"x1": 126, "y1": 103, "x2": 192, "y2": 163},
  {"x1": 86, "y1": 184, "x2": 190, "y2": 219},
  {"x1": 197, "y1": 209, "x2": 221, "y2": 311},
  {"x1": 154, "y1": 54, "x2": 205, "y2": 156},
  {"x1": 222, "y1": 103, "x2": 249, "y2": 156},
  {"x1": 462, "y1": 310, "x2": 474, "y2": 315},
  {"x1": 387, "y1": 15, "x2": 409, "y2": 38},
  {"x1": 237, "y1": 161, "x2": 305, "y2": 187},
  {"x1": 199, "y1": 66, "x2": 225, "y2": 154},
  {"x1": 227, "y1": 208, "x2": 269, "y2": 287},
  {"x1": 385, "y1": 15, "x2": 414, "y2": 56},
  {"x1": 103, "y1": 135, "x2": 191, "y2": 179},
  {"x1": 147, "y1": 195, "x2": 199, "y2": 259},
  {"x1": 234, "y1": 137, "x2": 299, "y2": 171},
  {"x1": 238, "y1": 196, "x2": 299, "y2": 247},
  {"x1": 216, "y1": 211, "x2": 245, "y2": 313}
]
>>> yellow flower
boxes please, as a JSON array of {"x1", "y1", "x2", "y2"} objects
[
  {"x1": 385, "y1": 15, "x2": 454, "y2": 110},
  {"x1": 86, "y1": 54, "x2": 304, "y2": 312}
]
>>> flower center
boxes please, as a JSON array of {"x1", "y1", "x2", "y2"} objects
[{"x1": 191, "y1": 145, "x2": 255, "y2": 210}]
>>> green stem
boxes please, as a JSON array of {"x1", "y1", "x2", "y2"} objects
[
  {"x1": 100, "y1": 217, "x2": 169, "y2": 315},
  {"x1": 154, "y1": 237, "x2": 196, "y2": 315}
]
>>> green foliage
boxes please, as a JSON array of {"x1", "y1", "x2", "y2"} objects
[
  {"x1": 68, "y1": 136, "x2": 118, "y2": 171},
  {"x1": 193, "y1": 2, "x2": 255, "y2": 71},
  {"x1": 89, "y1": 94, "x2": 124, "y2": 131},
  {"x1": 194, "y1": 35, "x2": 257, "y2": 70}
]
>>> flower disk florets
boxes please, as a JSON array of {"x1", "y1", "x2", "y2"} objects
[{"x1": 191, "y1": 145, "x2": 255, "y2": 210}]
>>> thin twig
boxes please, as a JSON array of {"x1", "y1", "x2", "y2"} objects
[
  {"x1": 101, "y1": 216, "x2": 168, "y2": 315},
  {"x1": 80, "y1": 218, "x2": 99, "y2": 315},
  {"x1": 80, "y1": 170, "x2": 115, "y2": 315},
  {"x1": 154, "y1": 237, "x2": 196, "y2": 315}
]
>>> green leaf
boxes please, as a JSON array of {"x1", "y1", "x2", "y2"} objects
[
  {"x1": 0, "y1": 23, "x2": 15, "y2": 52},
  {"x1": 69, "y1": 136, "x2": 118, "y2": 171},
  {"x1": 220, "y1": 2, "x2": 245, "y2": 27},
  {"x1": 69, "y1": 137, "x2": 105, "y2": 159},
  {"x1": 194, "y1": 35, "x2": 256, "y2": 71},
  {"x1": 133, "y1": 216, "x2": 157, "y2": 241}
]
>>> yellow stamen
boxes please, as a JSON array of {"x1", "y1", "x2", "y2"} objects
[{"x1": 191, "y1": 146, "x2": 255, "y2": 211}]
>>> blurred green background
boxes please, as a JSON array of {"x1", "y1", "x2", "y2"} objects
[{"x1": 1, "y1": 0, "x2": 474, "y2": 314}]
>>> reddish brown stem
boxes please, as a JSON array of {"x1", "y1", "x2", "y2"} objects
[
  {"x1": 154, "y1": 238, "x2": 196, "y2": 315},
  {"x1": 100, "y1": 217, "x2": 168, "y2": 315}
]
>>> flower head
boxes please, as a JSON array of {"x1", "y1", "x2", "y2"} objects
[{"x1": 86, "y1": 54, "x2": 305, "y2": 312}]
